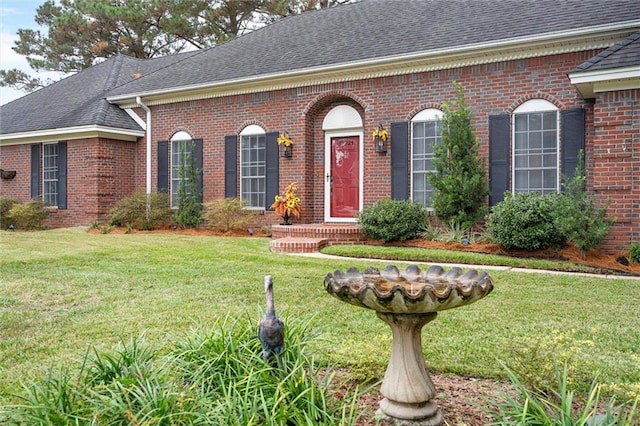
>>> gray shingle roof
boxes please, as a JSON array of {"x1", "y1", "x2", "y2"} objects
[
  {"x1": 0, "y1": 50, "x2": 199, "y2": 135},
  {"x1": 2, "y1": 0, "x2": 639, "y2": 136},
  {"x1": 574, "y1": 31, "x2": 640, "y2": 72},
  {"x1": 107, "y1": 0, "x2": 640, "y2": 98}
]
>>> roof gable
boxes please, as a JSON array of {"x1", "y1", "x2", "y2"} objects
[{"x1": 574, "y1": 32, "x2": 640, "y2": 72}]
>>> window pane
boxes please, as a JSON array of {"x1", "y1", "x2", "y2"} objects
[
  {"x1": 529, "y1": 113, "x2": 542, "y2": 131},
  {"x1": 240, "y1": 134, "x2": 266, "y2": 208},
  {"x1": 543, "y1": 112, "x2": 556, "y2": 129},
  {"x1": 42, "y1": 144, "x2": 58, "y2": 206},
  {"x1": 515, "y1": 115, "x2": 527, "y2": 132},
  {"x1": 411, "y1": 118, "x2": 441, "y2": 207},
  {"x1": 513, "y1": 111, "x2": 558, "y2": 194}
]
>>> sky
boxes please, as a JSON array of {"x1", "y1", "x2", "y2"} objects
[{"x1": 0, "y1": 0, "x2": 66, "y2": 106}]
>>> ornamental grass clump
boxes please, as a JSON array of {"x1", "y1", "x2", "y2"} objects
[{"x1": 2, "y1": 315, "x2": 362, "y2": 426}]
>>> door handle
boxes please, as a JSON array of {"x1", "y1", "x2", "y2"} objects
[{"x1": 326, "y1": 173, "x2": 332, "y2": 183}]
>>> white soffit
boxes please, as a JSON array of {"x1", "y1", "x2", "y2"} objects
[
  {"x1": 0, "y1": 125, "x2": 144, "y2": 145},
  {"x1": 569, "y1": 65, "x2": 640, "y2": 98}
]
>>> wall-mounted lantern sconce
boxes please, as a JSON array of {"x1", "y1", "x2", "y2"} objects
[
  {"x1": 373, "y1": 124, "x2": 389, "y2": 153},
  {"x1": 277, "y1": 132, "x2": 293, "y2": 158}
]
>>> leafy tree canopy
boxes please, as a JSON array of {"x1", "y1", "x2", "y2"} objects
[{"x1": 2, "y1": 0, "x2": 348, "y2": 92}]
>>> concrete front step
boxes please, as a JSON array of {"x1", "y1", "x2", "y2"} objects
[{"x1": 269, "y1": 237, "x2": 329, "y2": 253}]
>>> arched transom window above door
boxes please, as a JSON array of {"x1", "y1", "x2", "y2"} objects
[{"x1": 322, "y1": 105, "x2": 363, "y2": 131}]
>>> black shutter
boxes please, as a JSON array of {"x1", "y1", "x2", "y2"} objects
[
  {"x1": 489, "y1": 115, "x2": 510, "y2": 206},
  {"x1": 265, "y1": 132, "x2": 279, "y2": 210},
  {"x1": 390, "y1": 121, "x2": 409, "y2": 200},
  {"x1": 57, "y1": 142, "x2": 67, "y2": 209},
  {"x1": 561, "y1": 108, "x2": 585, "y2": 182},
  {"x1": 31, "y1": 144, "x2": 40, "y2": 199},
  {"x1": 192, "y1": 139, "x2": 204, "y2": 203},
  {"x1": 157, "y1": 141, "x2": 169, "y2": 193},
  {"x1": 224, "y1": 135, "x2": 238, "y2": 198}
]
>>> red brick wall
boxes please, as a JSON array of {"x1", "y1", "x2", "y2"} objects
[
  {"x1": 148, "y1": 51, "x2": 602, "y2": 225},
  {"x1": 590, "y1": 89, "x2": 639, "y2": 251},
  {"x1": 0, "y1": 138, "x2": 138, "y2": 228},
  {"x1": 3, "y1": 48, "x2": 637, "y2": 251}
]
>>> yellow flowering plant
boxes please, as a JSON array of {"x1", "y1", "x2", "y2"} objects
[
  {"x1": 271, "y1": 182, "x2": 301, "y2": 219},
  {"x1": 276, "y1": 132, "x2": 293, "y2": 147},
  {"x1": 372, "y1": 124, "x2": 389, "y2": 142}
]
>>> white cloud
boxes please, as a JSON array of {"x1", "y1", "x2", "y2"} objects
[{"x1": 0, "y1": 2, "x2": 67, "y2": 106}]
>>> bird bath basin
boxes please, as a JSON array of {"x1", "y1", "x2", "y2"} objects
[{"x1": 324, "y1": 265, "x2": 493, "y2": 425}]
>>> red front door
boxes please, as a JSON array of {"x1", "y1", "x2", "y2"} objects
[{"x1": 330, "y1": 136, "x2": 359, "y2": 218}]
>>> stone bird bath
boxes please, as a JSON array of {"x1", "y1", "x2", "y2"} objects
[{"x1": 324, "y1": 264, "x2": 493, "y2": 425}]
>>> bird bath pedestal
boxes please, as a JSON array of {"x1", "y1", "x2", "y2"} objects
[{"x1": 324, "y1": 265, "x2": 493, "y2": 425}]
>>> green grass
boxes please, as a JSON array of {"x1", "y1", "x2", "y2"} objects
[
  {"x1": 321, "y1": 244, "x2": 626, "y2": 274},
  {"x1": 1, "y1": 228, "x2": 639, "y2": 404}
]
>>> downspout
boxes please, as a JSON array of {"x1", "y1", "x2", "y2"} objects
[
  {"x1": 136, "y1": 96, "x2": 152, "y2": 220},
  {"x1": 136, "y1": 96, "x2": 152, "y2": 195}
]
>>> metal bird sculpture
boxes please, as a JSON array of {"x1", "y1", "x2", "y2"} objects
[{"x1": 258, "y1": 275, "x2": 285, "y2": 365}]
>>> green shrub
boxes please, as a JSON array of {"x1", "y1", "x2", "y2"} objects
[
  {"x1": 552, "y1": 150, "x2": 614, "y2": 257},
  {"x1": 358, "y1": 198, "x2": 427, "y2": 243},
  {"x1": 202, "y1": 197, "x2": 257, "y2": 231},
  {"x1": 486, "y1": 192, "x2": 566, "y2": 251},
  {"x1": 108, "y1": 192, "x2": 171, "y2": 230},
  {"x1": 0, "y1": 196, "x2": 20, "y2": 229},
  {"x1": 630, "y1": 242, "x2": 640, "y2": 263},
  {"x1": 7, "y1": 200, "x2": 49, "y2": 230}
]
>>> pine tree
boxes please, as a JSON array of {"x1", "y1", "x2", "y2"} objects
[{"x1": 428, "y1": 82, "x2": 489, "y2": 229}]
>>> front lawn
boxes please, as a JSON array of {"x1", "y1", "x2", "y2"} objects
[{"x1": 1, "y1": 228, "x2": 639, "y2": 417}]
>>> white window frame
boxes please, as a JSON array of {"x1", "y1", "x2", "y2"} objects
[
  {"x1": 170, "y1": 131, "x2": 193, "y2": 209},
  {"x1": 42, "y1": 143, "x2": 59, "y2": 207},
  {"x1": 410, "y1": 108, "x2": 443, "y2": 208},
  {"x1": 512, "y1": 99, "x2": 560, "y2": 195},
  {"x1": 239, "y1": 125, "x2": 266, "y2": 210}
]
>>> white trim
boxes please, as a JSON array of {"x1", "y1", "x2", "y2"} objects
[
  {"x1": 410, "y1": 108, "x2": 444, "y2": 209},
  {"x1": 135, "y1": 97, "x2": 152, "y2": 196},
  {"x1": 171, "y1": 131, "x2": 192, "y2": 141},
  {"x1": 125, "y1": 108, "x2": 146, "y2": 130},
  {"x1": 569, "y1": 65, "x2": 640, "y2": 98},
  {"x1": 0, "y1": 125, "x2": 144, "y2": 145},
  {"x1": 568, "y1": 65, "x2": 640, "y2": 85},
  {"x1": 324, "y1": 129, "x2": 364, "y2": 223},
  {"x1": 513, "y1": 99, "x2": 558, "y2": 113},
  {"x1": 107, "y1": 25, "x2": 638, "y2": 107},
  {"x1": 511, "y1": 105, "x2": 561, "y2": 195},
  {"x1": 239, "y1": 128, "x2": 267, "y2": 210},
  {"x1": 322, "y1": 105, "x2": 363, "y2": 130},
  {"x1": 412, "y1": 108, "x2": 443, "y2": 122},
  {"x1": 240, "y1": 124, "x2": 266, "y2": 135}
]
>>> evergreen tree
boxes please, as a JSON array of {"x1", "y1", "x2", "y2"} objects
[
  {"x1": 175, "y1": 141, "x2": 202, "y2": 228},
  {"x1": 428, "y1": 82, "x2": 489, "y2": 229}
]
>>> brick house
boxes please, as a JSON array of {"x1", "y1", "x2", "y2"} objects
[{"x1": 1, "y1": 0, "x2": 639, "y2": 252}]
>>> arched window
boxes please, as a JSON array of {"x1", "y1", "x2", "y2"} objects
[
  {"x1": 512, "y1": 99, "x2": 559, "y2": 195},
  {"x1": 170, "y1": 131, "x2": 194, "y2": 208},
  {"x1": 411, "y1": 108, "x2": 443, "y2": 207},
  {"x1": 240, "y1": 125, "x2": 266, "y2": 208}
]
